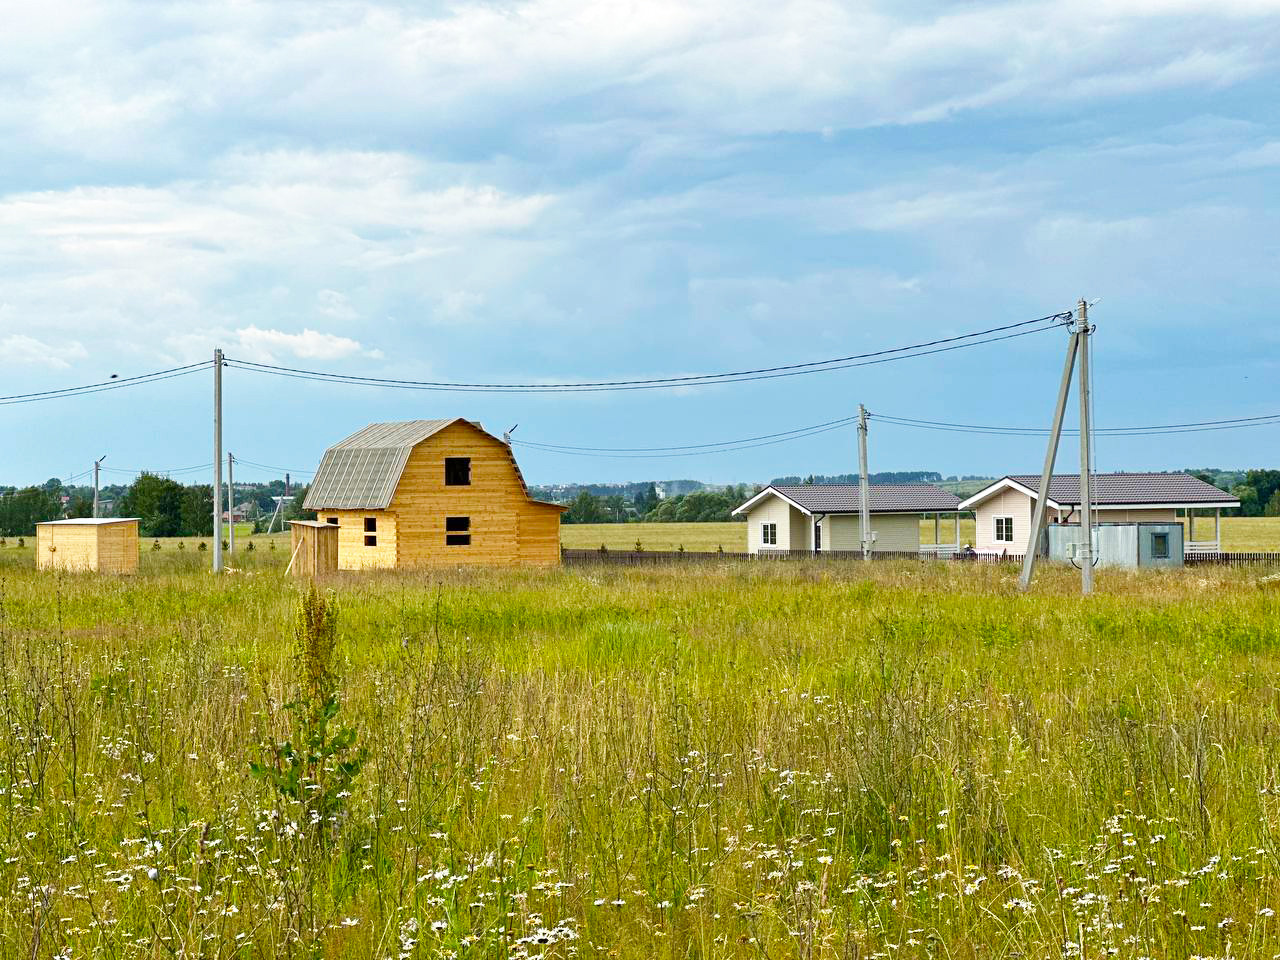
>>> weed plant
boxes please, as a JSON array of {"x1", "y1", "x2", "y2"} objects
[{"x1": 0, "y1": 558, "x2": 1277, "y2": 957}]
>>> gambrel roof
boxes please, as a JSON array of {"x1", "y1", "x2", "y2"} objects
[
  {"x1": 733, "y1": 483, "x2": 961, "y2": 517},
  {"x1": 958, "y1": 473, "x2": 1240, "y2": 511},
  {"x1": 304, "y1": 418, "x2": 533, "y2": 511}
]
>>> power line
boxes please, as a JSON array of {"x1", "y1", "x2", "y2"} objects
[
  {"x1": 101, "y1": 462, "x2": 213, "y2": 477},
  {"x1": 515, "y1": 415, "x2": 859, "y2": 453},
  {"x1": 224, "y1": 312, "x2": 1073, "y2": 394},
  {"x1": 0, "y1": 362, "x2": 208, "y2": 406},
  {"x1": 232, "y1": 457, "x2": 315, "y2": 476},
  {"x1": 514, "y1": 419, "x2": 857, "y2": 458},
  {"x1": 874, "y1": 411, "x2": 1280, "y2": 437},
  {"x1": 513, "y1": 407, "x2": 1280, "y2": 461}
]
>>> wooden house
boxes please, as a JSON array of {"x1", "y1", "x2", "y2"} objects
[
  {"x1": 302, "y1": 419, "x2": 567, "y2": 569},
  {"x1": 35, "y1": 518, "x2": 140, "y2": 573}
]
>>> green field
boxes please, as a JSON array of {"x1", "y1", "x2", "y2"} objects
[
  {"x1": 1, "y1": 551, "x2": 1279, "y2": 958},
  {"x1": 562, "y1": 516, "x2": 1280, "y2": 552},
  {"x1": 4, "y1": 517, "x2": 1275, "y2": 561}
]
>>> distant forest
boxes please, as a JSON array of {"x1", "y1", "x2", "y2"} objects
[
  {"x1": 1191, "y1": 468, "x2": 1280, "y2": 517},
  {"x1": 770, "y1": 471, "x2": 944, "y2": 485},
  {"x1": 4, "y1": 467, "x2": 1278, "y2": 536}
]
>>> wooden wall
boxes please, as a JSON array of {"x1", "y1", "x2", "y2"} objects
[
  {"x1": 389, "y1": 421, "x2": 561, "y2": 567},
  {"x1": 317, "y1": 510, "x2": 398, "y2": 570},
  {"x1": 289, "y1": 523, "x2": 339, "y2": 577},
  {"x1": 36, "y1": 522, "x2": 138, "y2": 573},
  {"x1": 98, "y1": 523, "x2": 140, "y2": 574},
  {"x1": 517, "y1": 502, "x2": 564, "y2": 565}
]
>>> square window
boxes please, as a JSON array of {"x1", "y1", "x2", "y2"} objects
[
  {"x1": 445, "y1": 457, "x2": 471, "y2": 486},
  {"x1": 446, "y1": 534, "x2": 471, "y2": 546},
  {"x1": 446, "y1": 516, "x2": 470, "y2": 532},
  {"x1": 364, "y1": 535, "x2": 377, "y2": 547},
  {"x1": 364, "y1": 517, "x2": 377, "y2": 533},
  {"x1": 995, "y1": 517, "x2": 1014, "y2": 542},
  {"x1": 1151, "y1": 532, "x2": 1169, "y2": 559}
]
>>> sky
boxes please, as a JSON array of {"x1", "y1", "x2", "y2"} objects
[{"x1": 3, "y1": 0, "x2": 1280, "y2": 489}]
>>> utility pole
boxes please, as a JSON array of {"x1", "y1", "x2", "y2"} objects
[
  {"x1": 93, "y1": 455, "x2": 106, "y2": 518},
  {"x1": 227, "y1": 452, "x2": 235, "y2": 555},
  {"x1": 1077, "y1": 299, "x2": 1094, "y2": 595},
  {"x1": 1018, "y1": 329, "x2": 1078, "y2": 590},
  {"x1": 213, "y1": 348, "x2": 223, "y2": 574},
  {"x1": 858, "y1": 404, "x2": 871, "y2": 562},
  {"x1": 1018, "y1": 301, "x2": 1095, "y2": 594}
]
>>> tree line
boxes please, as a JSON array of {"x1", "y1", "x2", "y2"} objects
[
  {"x1": 560, "y1": 484, "x2": 755, "y2": 524},
  {"x1": 0, "y1": 473, "x2": 313, "y2": 537},
  {"x1": 1194, "y1": 468, "x2": 1280, "y2": 516}
]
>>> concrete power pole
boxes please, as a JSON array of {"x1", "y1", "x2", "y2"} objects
[
  {"x1": 93, "y1": 455, "x2": 106, "y2": 518},
  {"x1": 1076, "y1": 299, "x2": 1095, "y2": 595},
  {"x1": 858, "y1": 404, "x2": 872, "y2": 562},
  {"x1": 213, "y1": 348, "x2": 223, "y2": 574},
  {"x1": 1018, "y1": 301, "x2": 1094, "y2": 594},
  {"x1": 227, "y1": 452, "x2": 235, "y2": 555}
]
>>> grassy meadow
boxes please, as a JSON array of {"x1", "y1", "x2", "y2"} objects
[{"x1": 1, "y1": 548, "x2": 1280, "y2": 958}]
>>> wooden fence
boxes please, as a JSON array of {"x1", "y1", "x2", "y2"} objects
[
  {"x1": 1185, "y1": 551, "x2": 1280, "y2": 567},
  {"x1": 563, "y1": 548, "x2": 1280, "y2": 568},
  {"x1": 561, "y1": 548, "x2": 1016, "y2": 566}
]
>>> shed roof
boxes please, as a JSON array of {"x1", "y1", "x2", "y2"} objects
[
  {"x1": 36, "y1": 517, "x2": 140, "y2": 526},
  {"x1": 960, "y1": 473, "x2": 1239, "y2": 510},
  {"x1": 734, "y1": 483, "x2": 961, "y2": 517}
]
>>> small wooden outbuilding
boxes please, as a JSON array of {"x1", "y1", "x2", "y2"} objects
[
  {"x1": 36, "y1": 518, "x2": 140, "y2": 573},
  {"x1": 287, "y1": 520, "x2": 339, "y2": 578},
  {"x1": 303, "y1": 418, "x2": 567, "y2": 569}
]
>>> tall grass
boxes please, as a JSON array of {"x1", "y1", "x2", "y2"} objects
[{"x1": 0, "y1": 557, "x2": 1278, "y2": 957}]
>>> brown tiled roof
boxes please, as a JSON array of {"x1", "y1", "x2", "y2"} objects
[
  {"x1": 770, "y1": 483, "x2": 961, "y2": 514},
  {"x1": 1005, "y1": 473, "x2": 1238, "y2": 507}
]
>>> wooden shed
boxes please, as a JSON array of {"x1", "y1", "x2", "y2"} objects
[
  {"x1": 303, "y1": 418, "x2": 567, "y2": 569},
  {"x1": 35, "y1": 518, "x2": 140, "y2": 573},
  {"x1": 287, "y1": 520, "x2": 339, "y2": 578}
]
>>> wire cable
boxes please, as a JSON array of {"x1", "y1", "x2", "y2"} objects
[
  {"x1": 514, "y1": 415, "x2": 859, "y2": 453},
  {"x1": 0, "y1": 362, "x2": 209, "y2": 406},
  {"x1": 874, "y1": 412, "x2": 1280, "y2": 437},
  {"x1": 224, "y1": 312, "x2": 1072, "y2": 394},
  {"x1": 514, "y1": 419, "x2": 857, "y2": 458},
  {"x1": 232, "y1": 457, "x2": 315, "y2": 476},
  {"x1": 101, "y1": 462, "x2": 213, "y2": 477}
]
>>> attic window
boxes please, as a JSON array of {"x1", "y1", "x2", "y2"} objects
[
  {"x1": 445, "y1": 457, "x2": 471, "y2": 486},
  {"x1": 446, "y1": 516, "x2": 471, "y2": 546}
]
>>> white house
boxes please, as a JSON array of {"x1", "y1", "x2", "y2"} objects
[
  {"x1": 733, "y1": 484, "x2": 963, "y2": 555},
  {"x1": 958, "y1": 473, "x2": 1240, "y2": 555}
]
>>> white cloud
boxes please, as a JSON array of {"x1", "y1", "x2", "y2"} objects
[
  {"x1": 232, "y1": 326, "x2": 380, "y2": 363},
  {"x1": 0, "y1": 333, "x2": 89, "y2": 370},
  {"x1": 0, "y1": 148, "x2": 553, "y2": 367},
  {"x1": 1233, "y1": 141, "x2": 1280, "y2": 168},
  {"x1": 3, "y1": 0, "x2": 1278, "y2": 164}
]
